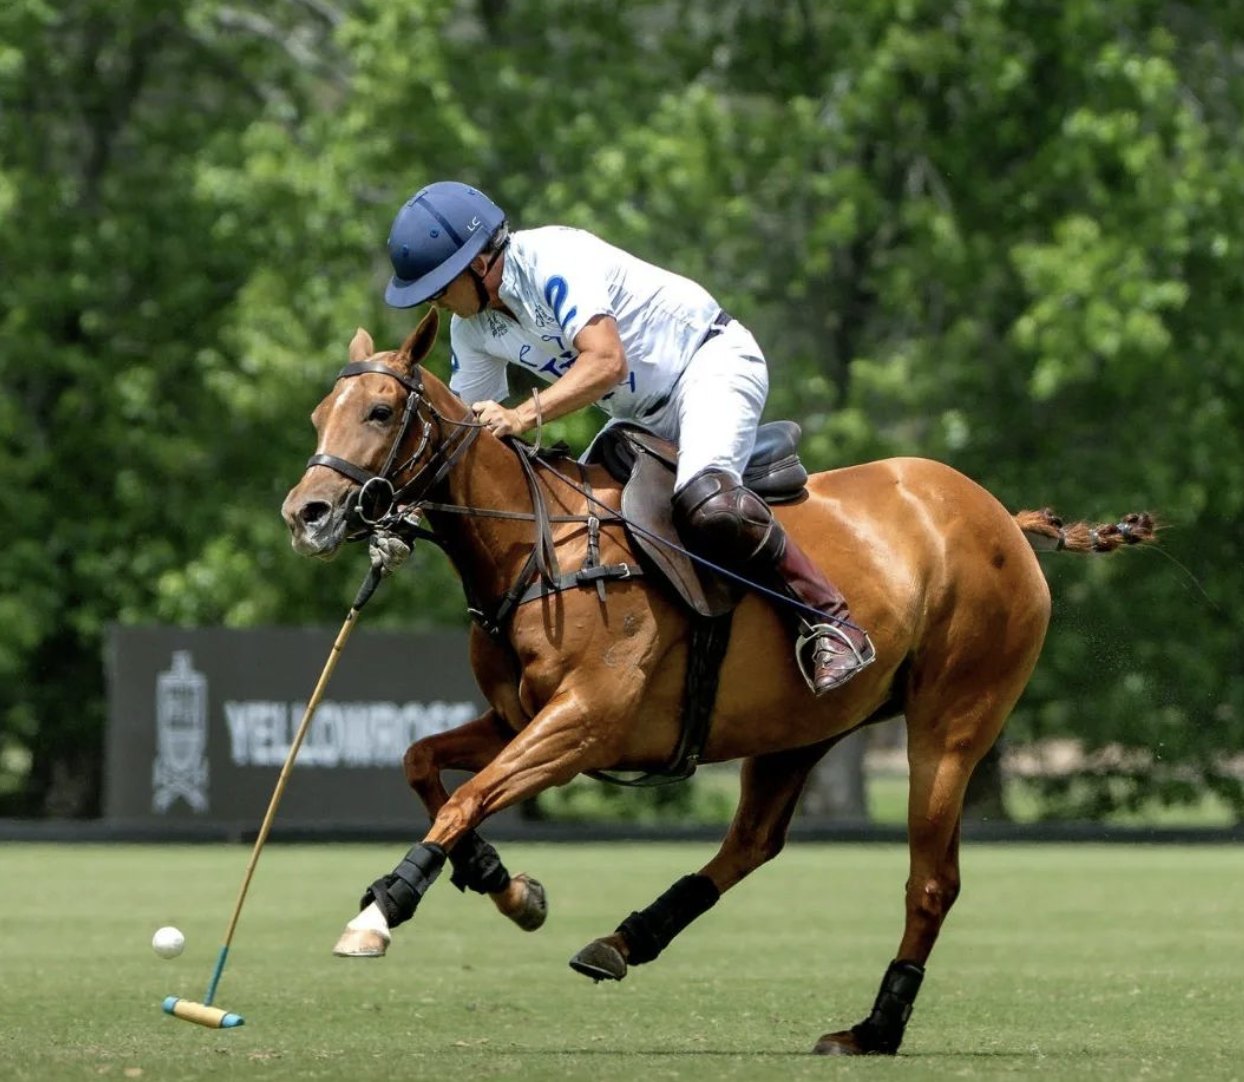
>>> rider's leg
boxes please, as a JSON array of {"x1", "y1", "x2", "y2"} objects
[
  {"x1": 668, "y1": 322, "x2": 874, "y2": 695},
  {"x1": 672, "y1": 469, "x2": 875, "y2": 694}
]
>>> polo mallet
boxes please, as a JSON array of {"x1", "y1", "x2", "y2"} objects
[{"x1": 163, "y1": 564, "x2": 383, "y2": 1029}]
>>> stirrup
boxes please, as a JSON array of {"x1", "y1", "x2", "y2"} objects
[{"x1": 794, "y1": 623, "x2": 876, "y2": 694}]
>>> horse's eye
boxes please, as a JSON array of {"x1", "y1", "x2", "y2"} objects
[{"x1": 368, "y1": 404, "x2": 394, "y2": 423}]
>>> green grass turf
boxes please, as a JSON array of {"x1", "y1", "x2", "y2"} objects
[{"x1": 1, "y1": 843, "x2": 1241, "y2": 1081}]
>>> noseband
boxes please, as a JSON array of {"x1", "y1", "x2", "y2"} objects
[{"x1": 306, "y1": 360, "x2": 480, "y2": 526}]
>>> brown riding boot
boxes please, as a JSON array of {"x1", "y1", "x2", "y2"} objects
[
  {"x1": 773, "y1": 537, "x2": 876, "y2": 695},
  {"x1": 671, "y1": 467, "x2": 875, "y2": 696}
]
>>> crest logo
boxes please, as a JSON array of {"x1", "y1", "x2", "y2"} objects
[{"x1": 152, "y1": 651, "x2": 210, "y2": 813}]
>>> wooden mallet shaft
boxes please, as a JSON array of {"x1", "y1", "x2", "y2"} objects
[{"x1": 162, "y1": 566, "x2": 383, "y2": 1029}]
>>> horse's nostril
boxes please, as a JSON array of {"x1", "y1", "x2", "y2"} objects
[{"x1": 300, "y1": 500, "x2": 331, "y2": 527}]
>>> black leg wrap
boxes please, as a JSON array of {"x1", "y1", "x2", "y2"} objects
[
  {"x1": 447, "y1": 831, "x2": 512, "y2": 895},
  {"x1": 615, "y1": 874, "x2": 720, "y2": 966},
  {"x1": 360, "y1": 842, "x2": 446, "y2": 929},
  {"x1": 851, "y1": 959, "x2": 925, "y2": 1054}
]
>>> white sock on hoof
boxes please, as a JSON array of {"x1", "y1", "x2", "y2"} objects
[{"x1": 346, "y1": 902, "x2": 391, "y2": 939}]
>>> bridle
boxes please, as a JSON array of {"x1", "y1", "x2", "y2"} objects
[
  {"x1": 301, "y1": 355, "x2": 645, "y2": 641},
  {"x1": 305, "y1": 359, "x2": 482, "y2": 529}
]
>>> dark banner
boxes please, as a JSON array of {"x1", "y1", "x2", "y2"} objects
[{"x1": 103, "y1": 625, "x2": 500, "y2": 829}]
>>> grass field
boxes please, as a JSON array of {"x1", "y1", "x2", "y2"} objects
[{"x1": 2, "y1": 843, "x2": 1241, "y2": 1081}]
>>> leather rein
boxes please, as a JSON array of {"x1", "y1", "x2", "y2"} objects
[{"x1": 305, "y1": 359, "x2": 641, "y2": 638}]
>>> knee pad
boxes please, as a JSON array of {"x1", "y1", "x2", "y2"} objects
[{"x1": 672, "y1": 469, "x2": 785, "y2": 567}]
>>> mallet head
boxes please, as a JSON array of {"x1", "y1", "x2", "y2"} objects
[{"x1": 162, "y1": 996, "x2": 244, "y2": 1028}]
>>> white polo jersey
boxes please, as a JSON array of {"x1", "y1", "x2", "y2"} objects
[{"x1": 448, "y1": 226, "x2": 722, "y2": 419}]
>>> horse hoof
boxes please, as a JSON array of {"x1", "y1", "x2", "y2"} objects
[
  {"x1": 493, "y1": 873, "x2": 548, "y2": 932},
  {"x1": 812, "y1": 1030, "x2": 888, "y2": 1056},
  {"x1": 568, "y1": 939, "x2": 627, "y2": 982},
  {"x1": 331, "y1": 927, "x2": 390, "y2": 958}
]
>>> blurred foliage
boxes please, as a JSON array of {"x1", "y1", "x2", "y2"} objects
[{"x1": 1, "y1": 0, "x2": 1241, "y2": 818}]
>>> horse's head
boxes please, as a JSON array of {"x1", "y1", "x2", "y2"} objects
[{"x1": 281, "y1": 308, "x2": 442, "y2": 559}]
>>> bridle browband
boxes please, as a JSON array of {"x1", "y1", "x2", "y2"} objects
[{"x1": 306, "y1": 359, "x2": 482, "y2": 528}]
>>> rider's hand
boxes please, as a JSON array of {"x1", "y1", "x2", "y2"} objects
[
  {"x1": 369, "y1": 531, "x2": 412, "y2": 578},
  {"x1": 474, "y1": 400, "x2": 526, "y2": 439}
]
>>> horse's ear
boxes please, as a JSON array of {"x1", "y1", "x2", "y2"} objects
[
  {"x1": 348, "y1": 327, "x2": 375, "y2": 363},
  {"x1": 398, "y1": 307, "x2": 440, "y2": 367}
]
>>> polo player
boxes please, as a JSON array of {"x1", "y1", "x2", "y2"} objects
[{"x1": 377, "y1": 181, "x2": 874, "y2": 694}]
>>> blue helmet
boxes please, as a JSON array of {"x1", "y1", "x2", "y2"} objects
[{"x1": 384, "y1": 181, "x2": 507, "y2": 308}]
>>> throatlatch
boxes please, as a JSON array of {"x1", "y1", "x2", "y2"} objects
[{"x1": 361, "y1": 842, "x2": 446, "y2": 928}]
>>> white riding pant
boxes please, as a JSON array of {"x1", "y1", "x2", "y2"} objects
[{"x1": 588, "y1": 320, "x2": 769, "y2": 492}]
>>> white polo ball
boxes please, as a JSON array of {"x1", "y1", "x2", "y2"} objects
[{"x1": 152, "y1": 926, "x2": 185, "y2": 959}]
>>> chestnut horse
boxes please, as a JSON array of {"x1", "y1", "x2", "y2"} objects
[{"x1": 281, "y1": 310, "x2": 1154, "y2": 1055}]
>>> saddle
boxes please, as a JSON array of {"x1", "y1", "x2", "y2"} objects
[{"x1": 588, "y1": 421, "x2": 808, "y2": 618}]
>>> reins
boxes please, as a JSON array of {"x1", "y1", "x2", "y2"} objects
[
  {"x1": 308, "y1": 358, "x2": 859, "y2": 635},
  {"x1": 307, "y1": 359, "x2": 638, "y2": 636},
  {"x1": 304, "y1": 357, "x2": 829, "y2": 788},
  {"x1": 526, "y1": 455, "x2": 863, "y2": 632}
]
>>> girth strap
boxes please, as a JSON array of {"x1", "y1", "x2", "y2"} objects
[{"x1": 589, "y1": 610, "x2": 733, "y2": 787}]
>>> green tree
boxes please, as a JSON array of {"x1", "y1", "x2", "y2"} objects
[
  {"x1": 0, "y1": 0, "x2": 359, "y2": 813},
  {"x1": 3, "y1": 0, "x2": 1241, "y2": 820}
]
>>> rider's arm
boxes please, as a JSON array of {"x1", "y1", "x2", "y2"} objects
[{"x1": 508, "y1": 315, "x2": 627, "y2": 431}]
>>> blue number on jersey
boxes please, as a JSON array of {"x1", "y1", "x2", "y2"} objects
[{"x1": 543, "y1": 276, "x2": 578, "y2": 332}]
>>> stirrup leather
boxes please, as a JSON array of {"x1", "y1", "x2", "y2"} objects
[{"x1": 795, "y1": 623, "x2": 876, "y2": 693}]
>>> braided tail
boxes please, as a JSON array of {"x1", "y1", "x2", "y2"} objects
[{"x1": 1014, "y1": 507, "x2": 1158, "y2": 554}]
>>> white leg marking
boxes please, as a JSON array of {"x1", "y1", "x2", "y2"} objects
[{"x1": 346, "y1": 901, "x2": 392, "y2": 940}]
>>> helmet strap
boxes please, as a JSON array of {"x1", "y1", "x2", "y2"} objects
[
  {"x1": 468, "y1": 238, "x2": 510, "y2": 314},
  {"x1": 468, "y1": 269, "x2": 490, "y2": 313}
]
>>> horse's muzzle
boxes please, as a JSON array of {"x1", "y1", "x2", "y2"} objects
[{"x1": 282, "y1": 487, "x2": 350, "y2": 559}]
